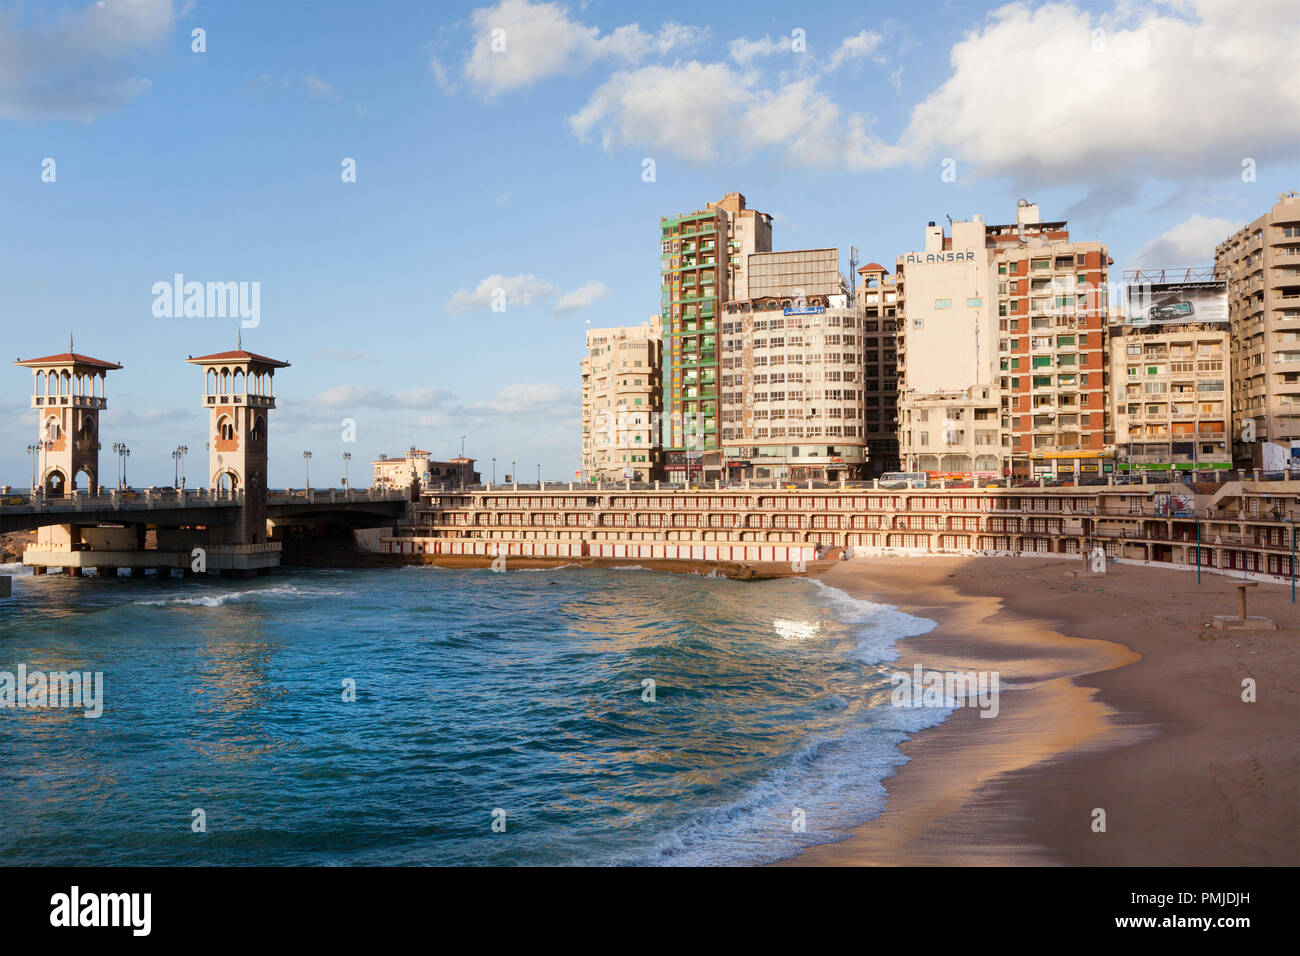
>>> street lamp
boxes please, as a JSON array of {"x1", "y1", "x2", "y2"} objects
[
  {"x1": 27, "y1": 443, "x2": 38, "y2": 493},
  {"x1": 175, "y1": 445, "x2": 188, "y2": 491},
  {"x1": 303, "y1": 450, "x2": 312, "y2": 490},
  {"x1": 342, "y1": 451, "x2": 351, "y2": 490},
  {"x1": 511, "y1": 460, "x2": 516, "y2": 485},
  {"x1": 112, "y1": 442, "x2": 130, "y2": 489},
  {"x1": 536, "y1": 463, "x2": 541, "y2": 486},
  {"x1": 457, "y1": 435, "x2": 467, "y2": 488},
  {"x1": 491, "y1": 457, "x2": 497, "y2": 484}
]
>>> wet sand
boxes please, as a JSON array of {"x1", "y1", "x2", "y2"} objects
[{"x1": 783, "y1": 556, "x2": 1300, "y2": 866}]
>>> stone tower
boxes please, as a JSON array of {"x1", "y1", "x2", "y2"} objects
[
  {"x1": 15, "y1": 339, "x2": 122, "y2": 495},
  {"x1": 187, "y1": 339, "x2": 289, "y2": 544}
]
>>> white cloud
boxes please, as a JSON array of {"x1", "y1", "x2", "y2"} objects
[
  {"x1": 463, "y1": 0, "x2": 707, "y2": 96},
  {"x1": 554, "y1": 280, "x2": 611, "y2": 315},
  {"x1": 429, "y1": 55, "x2": 456, "y2": 94},
  {"x1": 728, "y1": 35, "x2": 786, "y2": 65},
  {"x1": 303, "y1": 75, "x2": 336, "y2": 98},
  {"x1": 446, "y1": 274, "x2": 559, "y2": 314},
  {"x1": 0, "y1": 0, "x2": 174, "y2": 121},
  {"x1": 570, "y1": 61, "x2": 896, "y2": 169},
  {"x1": 1130, "y1": 214, "x2": 1243, "y2": 269},
  {"x1": 565, "y1": 0, "x2": 1297, "y2": 188},
  {"x1": 445, "y1": 274, "x2": 610, "y2": 316},
  {"x1": 570, "y1": 62, "x2": 754, "y2": 164},
  {"x1": 825, "y1": 30, "x2": 885, "y2": 71},
  {"x1": 893, "y1": 0, "x2": 1300, "y2": 183},
  {"x1": 471, "y1": 382, "x2": 573, "y2": 414}
]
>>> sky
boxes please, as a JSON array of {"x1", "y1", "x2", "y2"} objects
[{"x1": 1, "y1": 0, "x2": 1297, "y2": 488}]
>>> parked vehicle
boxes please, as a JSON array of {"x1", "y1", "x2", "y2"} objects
[{"x1": 879, "y1": 471, "x2": 929, "y2": 489}]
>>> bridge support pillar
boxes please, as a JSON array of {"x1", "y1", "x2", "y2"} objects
[
  {"x1": 32, "y1": 566, "x2": 47, "y2": 575},
  {"x1": 131, "y1": 567, "x2": 146, "y2": 578},
  {"x1": 96, "y1": 567, "x2": 118, "y2": 579},
  {"x1": 67, "y1": 567, "x2": 82, "y2": 577}
]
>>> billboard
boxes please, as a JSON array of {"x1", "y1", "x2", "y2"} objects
[{"x1": 1127, "y1": 279, "x2": 1228, "y2": 325}]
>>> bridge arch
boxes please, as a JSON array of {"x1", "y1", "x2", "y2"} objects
[
  {"x1": 214, "y1": 470, "x2": 240, "y2": 495},
  {"x1": 43, "y1": 468, "x2": 67, "y2": 497}
]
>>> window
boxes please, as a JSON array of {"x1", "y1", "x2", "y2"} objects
[
  {"x1": 935, "y1": 299, "x2": 952, "y2": 309},
  {"x1": 967, "y1": 297, "x2": 982, "y2": 307}
]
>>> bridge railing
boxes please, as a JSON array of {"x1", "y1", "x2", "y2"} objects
[
  {"x1": 267, "y1": 488, "x2": 409, "y2": 504},
  {"x1": 0, "y1": 487, "x2": 244, "y2": 511}
]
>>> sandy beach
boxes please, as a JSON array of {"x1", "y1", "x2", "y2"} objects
[{"x1": 783, "y1": 555, "x2": 1300, "y2": 866}]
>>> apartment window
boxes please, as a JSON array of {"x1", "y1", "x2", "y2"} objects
[
  {"x1": 967, "y1": 298, "x2": 982, "y2": 307},
  {"x1": 935, "y1": 299, "x2": 952, "y2": 309}
]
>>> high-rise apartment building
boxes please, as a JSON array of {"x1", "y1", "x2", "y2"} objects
[
  {"x1": 1215, "y1": 191, "x2": 1300, "y2": 469},
  {"x1": 580, "y1": 318, "x2": 663, "y2": 482},
  {"x1": 857, "y1": 263, "x2": 901, "y2": 476},
  {"x1": 717, "y1": 250, "x2": 866, "y2": 480},
  {"x1": 1108, "y1": 280, "x2": 1232, "y2": 474},
  {"x1": 660, "y1": 192, "x2": 772, "y2": 482},
  {"x1": 896, "y1": 201, "x2": 1112, "y2": 480}
]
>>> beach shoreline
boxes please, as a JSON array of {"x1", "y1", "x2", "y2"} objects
[{"x1": 780, "y1": 555, "x2": 1300, "y2": 866}]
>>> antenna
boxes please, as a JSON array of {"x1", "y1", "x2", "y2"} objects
[
  {"x1": 69, "y1": 331, "x2": 74, "y2": 353},
  {"x1": 237, "y1": 327, "x2": 242, "y2": 350},
  {"x1": 848, "y1": 245, "x2": 859, "y2": 306}
]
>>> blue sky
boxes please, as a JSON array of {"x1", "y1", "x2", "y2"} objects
[{"x1": 1, "y1": 0, "x2": 1297, "y2": 487}]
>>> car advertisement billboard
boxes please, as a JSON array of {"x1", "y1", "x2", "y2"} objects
[{"x1": 1127, "y1": 279, "x2": 1228, "y2": 325}]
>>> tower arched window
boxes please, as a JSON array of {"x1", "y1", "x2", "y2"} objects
[{"x1": 217, "y1": 416, "x2": 235, "y2": 442}]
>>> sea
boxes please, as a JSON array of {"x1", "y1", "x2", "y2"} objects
[{"x1": 0, "y1": 562, "x2": 943, "y2": 866}]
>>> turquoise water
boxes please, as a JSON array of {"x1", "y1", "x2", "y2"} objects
[{"x1": 0, "y1": 563, "x2": 940, "y2": 866}]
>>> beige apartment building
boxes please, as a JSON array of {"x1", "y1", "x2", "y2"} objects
[
  {"x1": 580, "y1": 318, "x2": 663, "y2": 482},
  {"x1": 1108, "y1": 320, "x2": 1232, "y2": 473},
  {"x1": 1215, "y1": 191, "x2": 1300, "y2": 469},
  {"x1": 719, "y1": 249, "x2": 867, "y2": 481},
  {"x1": 373, "y1": 449, "x2": 480, "y2": 496},
  {"x1": 897, "y1": 201, "x2": 1112, "y2": 480}
]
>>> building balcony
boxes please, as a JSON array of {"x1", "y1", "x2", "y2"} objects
[{"x1": 32, "y1": 395, "x2": 107, "y2": 409}]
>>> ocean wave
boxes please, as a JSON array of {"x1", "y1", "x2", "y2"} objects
[
  {"x1": 622, "y1": 579, "x2": 946, "y2": 866},
  {"x1": 807, "y1": 578, "x2": 938, "y2": 665},
  {"x1": 134, "y1": 584, "x2": 349, "y2": 608},
  {"x1": 628, "y1": 706, "x2": 951, "y2": 867}
]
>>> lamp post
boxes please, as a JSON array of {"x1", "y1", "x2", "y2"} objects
[
  {"x1": 491, "y1": 457, "x2": 497, "y2": 484},
  {"x1": 456, "y1": 435, "x2": 467, "y2": 489},
  {"x1": 113, "y1": 442, "x2": 130, "y2": 489},
  {"x1": 27, "y1": 443, "x2": 38, "y2": 494},
  {"x1": 342, "y1": 451, "x2": 351, "y2": 490},
  {"x1": 176, "y1": 445, "x2": 188, "y2": 491},
  {"x1": 303, "y1": 450, "x2": 312, "y2": 490},
  {"x1": 172, "y1": 447, "x2": 182, "y2": 488},
  {"x1": 511, "y1": 460, "x2": 516, "y2": 485},
  {"x1": 536, "y1": 463, "x2": 541, "y2": 486}
]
